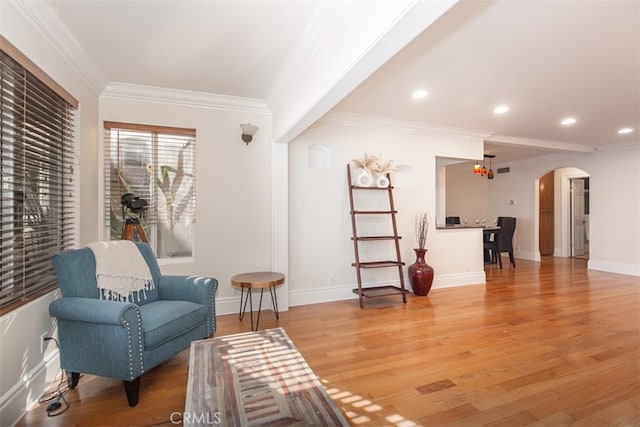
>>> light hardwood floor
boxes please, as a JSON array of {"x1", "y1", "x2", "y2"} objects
[{"x1": 17, "y1": 257, "x2": 640, "y2": 426}]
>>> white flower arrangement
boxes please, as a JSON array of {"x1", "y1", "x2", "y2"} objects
[
  {"x1": 373, "y1": 159, "x2": 395, "y2": 176},
  {"x1": 351, "y1": 153, "x2": 380, "y2": 172},
  {"x1": 351, "y1": 154, "x2": 395, "y2": 187}
]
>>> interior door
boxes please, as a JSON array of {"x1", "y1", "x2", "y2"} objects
[
  {"x1": 539, "y1": 171, "x2": 554, "y2": 256},
  {"x1": 571, "y1": 179, "x2": 585, "y2": 257}
]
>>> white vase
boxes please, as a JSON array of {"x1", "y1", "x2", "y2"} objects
[
  {"x1": 376, "y1": 174, "x2": 390, "y2": 188},
  {"x1": 355, "y1": 169, "x2": 373, "y2": 187}
]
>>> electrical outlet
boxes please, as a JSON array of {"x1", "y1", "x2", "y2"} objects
[{"x1": 40, "y1": 332, "x2": 49, "y2": 354}]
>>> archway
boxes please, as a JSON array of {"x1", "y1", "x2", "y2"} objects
[{"x1": 536, "y1": 167, "x2": 590, "y2": 259}]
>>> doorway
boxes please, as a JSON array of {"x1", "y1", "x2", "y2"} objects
[
  {"x1": 570, "y1": 177, "x2": 589, "y2": 259},
  {"x1": 536, "y1": 167, "x2": 590, "y2": 260},
  {"x1": 539, "y1": 170, "x2": 554, "y2": 256}
]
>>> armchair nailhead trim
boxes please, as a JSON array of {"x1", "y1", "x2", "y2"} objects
[
  {"x1": 207, "y1": 278, "x2": 217, "y2": 336},
  {"x1": 122, "y1": 318, "x2": 134, "y2": 381},
  {"x1": 137, "y1": 310, "x2": 144, "y2": 373},
  {"x1": 122, "y1": 307, "x2": 145, "y2": 380}
]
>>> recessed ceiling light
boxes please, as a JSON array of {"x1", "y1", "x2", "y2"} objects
[
  {"x1": 412, "y1": 89, "x2": 428, "y2": 99},
  {"x1": 493, "y1": 105, "x2": 509, "y2": 114},
  {"x1": 618, "y1": 127, "x2": 633, "y2": 134},
  {"x1": 561, "y1": 117, "x2": 577, "y2": 126}
]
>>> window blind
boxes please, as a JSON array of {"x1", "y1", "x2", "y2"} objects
[
  {"x1": 103, "y1": 122, "x2": 196, "y2": 258},
  {"x1": 0, "y1": 47, "x2": 76, "y2": 314}
]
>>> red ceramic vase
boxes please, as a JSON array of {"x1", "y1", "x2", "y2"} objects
[{"x1": 408, "y1": 248, "x2": 434, "y2": 296}]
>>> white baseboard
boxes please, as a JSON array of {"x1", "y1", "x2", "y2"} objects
[
  {"x1": 214, "y1": 294, "x2": 281, "y2": 317},
  {"x1": 515, "y1": 250, "x2": 538, "y2": 261},
  {"x1": 288, "y1": 270, "x2": 487, "y2": 307},
  {"x1": 518, "y1": 251, "x2": 640, "y2": 278},
  {"x1": 0, "y1": 350, "x2": 60, "y2": 427},
  {"x1": 289, "y1": 284, "x2": 358, "y2": 307},
  {"x1": 431, "y1": 271, "x2": 486, "y2": 289},
  {"x1": 215, "y1": 269, "x2": 487, "y2": 315},
  {"x1": 588, "y1": 259, "x2": 640, "y2": 276}
]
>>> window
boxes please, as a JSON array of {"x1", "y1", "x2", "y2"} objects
[
  {"x1": 103, "y1": 122, "x2": 196, "y2": 258},
  {"x1": 0, "y1": 39, "x2": 77, "y2": 314}
]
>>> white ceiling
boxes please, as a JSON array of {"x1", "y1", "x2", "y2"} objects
[
  {"x1": 49, "y1": 0, "x2": 339, "y2": 103},
  {"x1": 334, "y1": 0, "x2": 640, "y2": 162},
  {"x1": 50, "y1": 0, "x2": 639, "y2": 163}
]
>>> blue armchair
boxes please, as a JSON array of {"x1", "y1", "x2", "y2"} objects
[{"x1": 48, "y1": 242, "x2": 217, "y2": 406}]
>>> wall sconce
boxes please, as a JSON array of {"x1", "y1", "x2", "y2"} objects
[{"x1": 240, "y1": 123, "x2": 259, "y2": 145}]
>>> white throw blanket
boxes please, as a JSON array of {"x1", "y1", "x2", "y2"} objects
[{"x1": 88, "y1": 241, "x2": 154, "y2": 302}]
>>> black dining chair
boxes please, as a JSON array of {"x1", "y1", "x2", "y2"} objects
[
  {"x1": 484, "y1": 217, "x2": 516, "y2": 268},
  {"x1": 445, "y1": 216, "x2": 460, "y2": 226}
]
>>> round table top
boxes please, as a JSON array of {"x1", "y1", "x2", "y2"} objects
[{"x1": 231, "y1": 271, "x2": 285, "y2": 289}]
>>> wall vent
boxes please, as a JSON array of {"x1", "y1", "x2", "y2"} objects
[{"x1": 497, "y1": 167, "x2": 510, "y2": 174}]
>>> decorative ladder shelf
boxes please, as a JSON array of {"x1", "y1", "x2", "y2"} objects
[{"x1": 347, "y1": 164, "x2": 409, "y2": 308}]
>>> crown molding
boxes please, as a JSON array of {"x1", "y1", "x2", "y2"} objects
[
  {"x1": 101, "y1": 82, "x2": 271, "y2": 114},
  {"x1": 486, "y1": 134, "x2": 596, "y2": 154},
  {"x1": 10, "y1": 0, "x2": 109, "y2": 96},
  {"x1": 595, "y1": 139, "x2": 640, "y2": 153},
  {"x1": 321, "y1": 111, "x2": 492, "y2": 140}
]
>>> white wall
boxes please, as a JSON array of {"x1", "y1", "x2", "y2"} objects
[
  {"x1": 0, "y1": 2, "x2": 101, "y2": 425},
  {"x1": 486, "y1": 141, "x2": 640, "y2": 275},
  {"x1": 446, "y1": 162, "x2": 490, "y2": 224},
  {"x1": 99, "y1": 94, "x2": 276, "y2": 314},
  {"x1": 288, "y1": 117, "x2": 487, "y2": 307}
]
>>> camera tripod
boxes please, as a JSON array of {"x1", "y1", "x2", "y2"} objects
[{"x1": 121, "y1": 217, "x2": 149, "y2": 243}]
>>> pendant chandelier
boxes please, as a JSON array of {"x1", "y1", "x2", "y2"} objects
[{"x1": 473, "y1": 154, "x2": 495, "y2": 179}]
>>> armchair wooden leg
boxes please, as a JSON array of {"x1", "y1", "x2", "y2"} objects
[
  {"x1": 67, "y1": 371, "x2": 80, "y2": 389},
  {"x1": 123, "y1": 378, "x2": 140, "y2": 407}
]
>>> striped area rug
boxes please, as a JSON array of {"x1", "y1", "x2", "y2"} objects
[{"x1": 185, "y1": 327, "x2": 349, "y2": 426}]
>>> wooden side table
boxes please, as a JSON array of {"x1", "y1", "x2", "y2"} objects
[{"x1": 231, "y1": 271, "x2": 285, "y2": 331}]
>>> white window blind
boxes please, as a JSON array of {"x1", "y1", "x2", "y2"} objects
[
  {"x1": 103, "y1": 122, "x2": 196, "y2": 258},
  {"x1": 0, "y1": 44, "x2": 77, "y2": 314}
]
